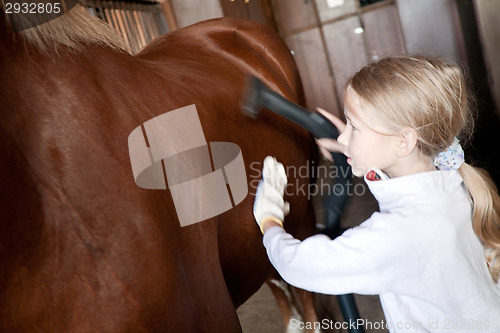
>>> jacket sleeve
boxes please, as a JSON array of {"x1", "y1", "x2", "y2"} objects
[{"x1": 263, "y1": 212, "x2": 417, "y2": 295}]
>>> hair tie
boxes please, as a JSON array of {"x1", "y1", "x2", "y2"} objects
[{"x1": 433, "y1": 137, "x2": 465, "y2": 170}]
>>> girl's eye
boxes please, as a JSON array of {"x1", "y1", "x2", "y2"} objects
[{"x1": 346, "y1": 117, "x2": 358, "y2": 131}]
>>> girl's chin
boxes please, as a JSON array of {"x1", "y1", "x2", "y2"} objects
[
  {"x1": 350, "y1": 166, "x2": 366, "y2": 178},
  {"x1": 348, "y1": 159, "x2": 369, "y2": 177},
  {"x1": 352, "y1": 171, "x2": 366, "y2": 178}
]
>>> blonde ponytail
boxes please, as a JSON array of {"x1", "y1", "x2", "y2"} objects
[{"x1": 459, "y1": 163, "x2": 500, "y2": 282}]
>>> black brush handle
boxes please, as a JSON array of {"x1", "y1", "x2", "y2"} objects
[{"x1": 243, "y1": 76, "x2": 339, "y2": 139}]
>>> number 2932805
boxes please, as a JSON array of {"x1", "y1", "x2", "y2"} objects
[{"x1": 5, "y1": 2, "x2": 61, "y2": 14}]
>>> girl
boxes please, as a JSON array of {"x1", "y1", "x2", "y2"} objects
[{"x1": 253, "y1": 56, "x2": 500, "y2": 332}]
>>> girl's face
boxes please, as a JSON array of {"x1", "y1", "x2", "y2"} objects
[{"x1": 338, "y1": 89, "x2": 401, "y2": 178}]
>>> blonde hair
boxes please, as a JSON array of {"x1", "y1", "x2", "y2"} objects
[
  {"x1": 1, "y1": 0, "x2": 127, "y2": 54},
  {"x1": 346, "y1": 56, "x2": 500, "y2": 282}
]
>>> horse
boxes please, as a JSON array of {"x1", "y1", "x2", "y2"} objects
[{"x1": 0, "y1": 3, "x2": 319, "y2": 332}]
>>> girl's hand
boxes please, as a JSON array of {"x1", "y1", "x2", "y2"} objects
[
  {"x1": 315, "y1": 107, "x2": 346, "y2": 161},
  {"x1": 253, "y1": 157, "x2": 290, "y2": 234}
]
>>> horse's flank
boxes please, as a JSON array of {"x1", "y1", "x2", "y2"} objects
[
  {"x1": 1, "y1": 1, "x2": 127, "y2": 54},
  {"x1": 0, "y1": 5, "x2": 316, "y2": 330}
]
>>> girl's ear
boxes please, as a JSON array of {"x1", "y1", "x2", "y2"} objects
[{"x1": 397, "y1": 127, "x2": 418, "y2": 157}]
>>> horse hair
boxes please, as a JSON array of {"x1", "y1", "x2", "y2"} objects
[{"x1": 1, "y1": 0, "x2": 127, "y2": 54}]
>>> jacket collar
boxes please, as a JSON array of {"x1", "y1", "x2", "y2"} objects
[{"x1": 364, "y1": 169, "x2": 465, "y2": 212}]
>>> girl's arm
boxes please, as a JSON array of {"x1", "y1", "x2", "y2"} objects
[
  {"x1": 261, "y1": 213, "x2": 406, "y2": 296},
  {"x1": 263, "y1": 226, "x2": 368, "y2": 295}
]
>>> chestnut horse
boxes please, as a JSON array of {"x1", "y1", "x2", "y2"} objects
[{"x1": 0, "y1": 4, "x2": 317, "y2": 332}]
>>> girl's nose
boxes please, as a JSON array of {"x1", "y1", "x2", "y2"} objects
[{"x1": 337, "y1": 128, "x2": 348, "y2": 147}]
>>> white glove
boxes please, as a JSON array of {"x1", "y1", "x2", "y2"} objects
[{"x1": 253, "y1": 156, "x2": 290, "y2": 233}]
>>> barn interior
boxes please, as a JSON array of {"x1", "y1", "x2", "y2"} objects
[{"x1": 32, "y1": 0, "x2": 500, "y2": 332}]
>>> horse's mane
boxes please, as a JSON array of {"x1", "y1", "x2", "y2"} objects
[{"x1": 1, "y1": 1, "x2": 127, "y2": 54}]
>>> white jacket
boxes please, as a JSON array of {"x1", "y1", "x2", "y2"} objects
[{"x1": 263, "y1": 170, "x2": 500, "y2": 332}]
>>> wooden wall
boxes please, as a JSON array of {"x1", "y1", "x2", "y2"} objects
[
  {"x1": 169, "y1": 0, "x2": 223, "y2": 28},
  {"x1": 160, "y1": 0, "x2": 499, "y2": 119},
  {"x1": 396, "y1": 0, "x2": 465, "y2": 60},
  {"x1": 272, "y1": 0, "x2": 406, "y2": 117},
  {"x1": 219, "y1": 0, "x2": 276, "y2": 30}
]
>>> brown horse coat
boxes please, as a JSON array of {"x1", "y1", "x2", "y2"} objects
[{"x1": 0, "y1": 10, "x2": 316, "y2": 332}]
